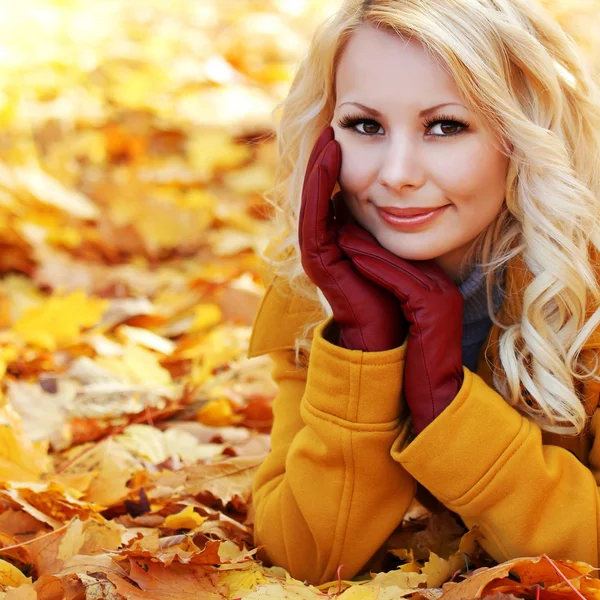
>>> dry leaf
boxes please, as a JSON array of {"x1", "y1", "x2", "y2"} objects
[
  {"x1": 0, "y1": 559, "x2": 31, "y2": 587},
  {"x1": 441, "y1": 556, "x2": 596, "y2": 600},
  {"x1": 0, "y1": 404, "x2": 51, "y2": 482},
  {"x1": 163, "y1": 506, "x2": 208, "y2": 530},
  {"x1": 13, "y1": 290, "x2": 109, "y2": 351},
  {"x1": 108, "y1": 559, "x2": 226, "y2": 599}
]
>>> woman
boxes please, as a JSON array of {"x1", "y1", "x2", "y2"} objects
[{"x1": 247, "y1": 0, "x2": 600, "y2": 586}]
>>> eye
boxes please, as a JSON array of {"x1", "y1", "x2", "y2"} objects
[
  {"x1": 428, "y1": 121, "x2": 462, "y2": 136},
  {"x1": 336, "y1": 112, "x2": 471, "y2": 138},
  {"x1": 353, "y1": 119, "x2": 383, "y2": 136},
  {"x1": 423, "y1": 114, "x2": 470, "y2": 137},
  {"x1": 337, "y1": 114, "x2": 384, "y2": 136}
]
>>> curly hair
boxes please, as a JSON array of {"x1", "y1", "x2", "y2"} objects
[{"x1": 260, "y1": 0, "x2": 600, "y2": 435}]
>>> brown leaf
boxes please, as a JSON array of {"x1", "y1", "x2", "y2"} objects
[
  {"x1": 116, "y1": 532, "x2": 222, "y2": 568},
  {"x1": 149, "y1": 455, "x2": 263, "y2": 508},
  {"x1": 51, "y1": 439, "x2": 142, "y2": 507},
  {"x1": 32, "y1": 574, "x2": 65, "y2": 600},
  {"x1": 440, "y1": 556, "x2": 595, "y2": 600},
  {"x1": 107, "y1": 559, "x2": 227, "y2": 599},
  {"x1": 24, "y1": 517, "x2": 125, "y2": 578},
  {"x1": 387, "y1": 510, "x2": 467, "y2": 562}
]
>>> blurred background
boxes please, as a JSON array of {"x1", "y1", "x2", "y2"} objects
[{"x1": 0, "y1": 0, "x2": 598, "y2": 451}]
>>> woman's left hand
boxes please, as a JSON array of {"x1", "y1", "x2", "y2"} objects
[{"x1": 336, "y1": 222, "x2": 464, "y2": 435}]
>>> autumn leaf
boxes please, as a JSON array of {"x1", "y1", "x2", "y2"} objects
[
  {"x1": 51, "y1": 439, "x2": 143, "y2": 506},
  {"x1": 196, "y1": 397, "x2": 243, "y2": 427},
  {"x1": 13, "y1": 290, "x2": 109, "y2": 351},
  {"x1": 149, "y1": 454, "x2": 263, "y2": 509},
  {"x1": 163, "y1": 506, "x2": 207, "y2": 530},
  {"x1": 96, "y1": 342, "x2": 173, "y2": 385},
  {"x1": 0, "y1": 404, "x2": 51, "y2": 482},
  {"x1": 108, "y1": 559, "x2": 226, "y2": 599},
  {"x1": 440, "y1": 555, "x2": 597, "y2": 600},
  {"x1": 0, "y1": 558, "x2": 31, "y2": 587}
]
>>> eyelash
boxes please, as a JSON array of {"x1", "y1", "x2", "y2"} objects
[{"x1": 336, "y1": 112, "x2": 471, "y2": 138}]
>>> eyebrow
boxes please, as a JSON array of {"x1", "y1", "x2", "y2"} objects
[{"x1": 337, "y1": 101, "x2": 467, "y2": 118}]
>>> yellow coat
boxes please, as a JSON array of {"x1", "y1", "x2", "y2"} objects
[{"x1": 247, "y1": 244, "x2": 600, "y2": 586}]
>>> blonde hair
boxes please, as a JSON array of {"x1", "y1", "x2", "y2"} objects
[{"x1": 261, "y1": 0, "x2": 600, "y2": 435}]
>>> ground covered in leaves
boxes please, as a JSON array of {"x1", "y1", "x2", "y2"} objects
[{"x1": 0, "y1": 0, "x2": 599, "y2": 598}]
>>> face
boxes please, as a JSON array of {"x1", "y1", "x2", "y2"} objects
[{"x1": 330, "y1": 23, "x2": 510, "y2": 282}]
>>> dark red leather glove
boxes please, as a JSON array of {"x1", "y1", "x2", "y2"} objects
[
  {"x1": 336, "y1": 223, "x2": 464, "y2": 434},
  {"x1": 298, "y1": 126, "x2": 408, "y2": 352}
]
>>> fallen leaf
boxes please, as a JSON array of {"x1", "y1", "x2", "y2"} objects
[
  {"x1": 0, "y1": 404, "x2": 51, "y2": 482},
  {"x1": 440, "y1": 556, "x2": 596, "y2": 600},
  {"x1": 0, "y1": 558, "x2": 31, "y2": 587},
  {"x1": 13, "y1": 290, "x2": 109, "y2": 351},
  {"x1": 108, "y1": 558, "x2": 226, "y2": 599},
  {"x1": 164, "y1": 506, "x2": 208, "y2": 530}
]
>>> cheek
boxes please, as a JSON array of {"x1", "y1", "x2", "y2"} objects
[
  {"x1": 438, "y1": 143, "x2": 509, "y2": 202},
  {"x1": 332, "y1": 129, "x2": 376, "y2": 192}
]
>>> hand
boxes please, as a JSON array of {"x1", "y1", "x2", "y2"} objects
[
  {"x1": 336, "y1": 222, "x2": 464, "y2": 434},
  {"x1": 298, "y1": 126, "x2": 408, "y2": 352}
]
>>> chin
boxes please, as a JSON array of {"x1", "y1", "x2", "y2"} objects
[{"x1": 378, "y1": 241, "x2": 443, "y2": 262}]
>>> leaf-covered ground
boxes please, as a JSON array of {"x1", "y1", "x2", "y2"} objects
[{"x1": 0, "y1": 1, "x2": 599, "y2": 598}]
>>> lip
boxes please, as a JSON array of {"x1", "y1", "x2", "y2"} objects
[
  {"x1": 377, "y1": 206, "x2": 448, "y2": 217},
  {"x1": 375, "y1": 204, "x2": 450, "y2": 230}
]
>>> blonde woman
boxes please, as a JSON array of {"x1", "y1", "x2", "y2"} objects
[{"x1": 247, "y1": 0, "x2": 600, "y2": 586}]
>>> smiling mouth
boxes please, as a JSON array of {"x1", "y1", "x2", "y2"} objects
[
  {"x1": 376, "y1": 205, "x2": 450, "y2": 217},
  {"x1": 375, "y1": 204, "x2": 450, "y2": 229}
]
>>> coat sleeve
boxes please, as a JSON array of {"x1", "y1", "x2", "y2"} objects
[
  {"x1": 247, "y1": 269, "x2": 417, "y2": 586},
  {"x1": 391, "y1": 365, "x2": 600, "y2": 569}
]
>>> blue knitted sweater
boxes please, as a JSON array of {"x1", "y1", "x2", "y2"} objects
[{"x1": 458, "y1": 265, "x2": 506, "y2": 372}]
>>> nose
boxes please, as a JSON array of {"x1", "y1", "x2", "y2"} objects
[{"x1": 377, "y1": 134, "x2": 426, "y2": 191}]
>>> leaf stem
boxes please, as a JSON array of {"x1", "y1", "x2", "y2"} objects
[{"x1": 541, "y1": 554, "x2": 586, "y2": 600}]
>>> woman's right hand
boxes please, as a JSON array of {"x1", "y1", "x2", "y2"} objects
[{"x1": 298, "y1": 126, "x2": 408, "y2": 352}]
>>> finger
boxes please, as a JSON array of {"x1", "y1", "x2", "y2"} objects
[
  {"x1": 337, "y1": 230, "x2": 439, "y2": 292},
  {"x1": 338, "y1": 222, "x2": 456, "y2": 290},
  {"x1": 336, "y1": 221, "x2": 380, "y2": 246},
  {"x1": 299, "y1": 130, "x2": 336, "y2": 249},
  {"x1": 301, "y1": 139, "x2": 341, "y2": 256},
  {"x1": 409, "y1": 258, "x2": 458, "y2": 291},
  {"x1": 302, "y1": 127, "x2": 334, "y2": 192},
  {"x1": 338, "y1": 226, "x2": 450, "y2": 287}
]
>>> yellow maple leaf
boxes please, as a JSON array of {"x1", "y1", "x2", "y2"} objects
[
  {"x1": 109, "y1": 189, "x2": 215, "y2": 254},
  {"x1": 97, "y1": 342, "x2": 172, "y2": 385},
  {"x1": 0, "y1": 404, "x2": 50, "y2": 482},
  {"x1": 164, "y1": 505, "x2": 207, "y2": 530},
  {"x1": 195, "y1": 397, "x2": 242, "y2": 427},
  {"x1": 420, "y1": 551, "x2": 452, "y2": 588},
  {"x1": 190, "y1": 303, "x2": 222, "y2": 332},
  {"x1": 222, "y1": 162, "x2": 274, "y2": 195},
  {"x1": 218, "y1": 567, "x2": 267, "y2": 596},
  {"x1": 48, "y1": 441, "x2": 140, "y2": 508},
  {"x1": 0, "y1": 557, "x2": 31, "y2": 587},
  {"x1": 13, "y1": 290, "x2": 109, "y2": 351}
]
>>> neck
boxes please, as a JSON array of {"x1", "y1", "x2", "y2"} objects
[{"x1": 434, "y1": 240, "x2": 476, "y2": 284}]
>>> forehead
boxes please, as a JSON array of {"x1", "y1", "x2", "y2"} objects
[{"x1": 335, "y1": 23, "x2": 462, "y2": 107}]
